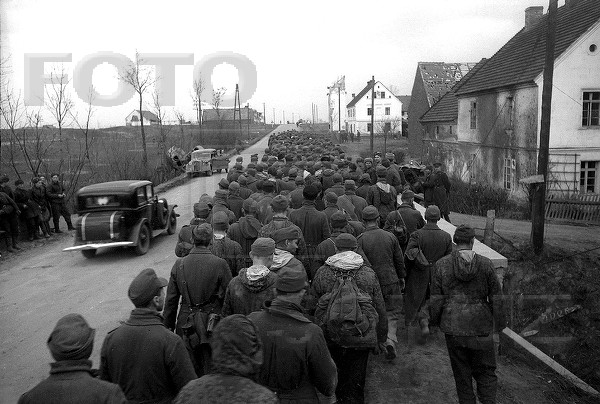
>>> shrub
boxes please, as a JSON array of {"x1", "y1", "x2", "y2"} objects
[{"x1": 449, "y1": 178, "x2": 529, "y2": 218}]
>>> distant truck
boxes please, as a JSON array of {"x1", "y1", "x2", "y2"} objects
[{"x1": 185, "y1": 147, "x2": 230, "y2": 176}]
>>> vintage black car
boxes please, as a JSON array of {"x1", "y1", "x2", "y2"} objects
[{"x1": 63, "y1": 180, "x2": 177, "y2": 258}]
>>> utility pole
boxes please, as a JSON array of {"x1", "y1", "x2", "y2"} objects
[
  {"x1": 338, "y1": 87, "x2": 341, "y2": 132},
  {"x1": 263, "y1": 102, "x2": 266, "y2": 128},
  {"x1": 273, "y1": 107, "x2": 275, "y2": 126},
  {"x1": 233, "y1": 84, "x2": 243, "y2": 139},
  {"x1": 246, "y1": 103, "x2": 250, "y2": 140},
  {"x1": 370, "y1": 76, "x2": 375, "y2": 155},
  {"x1": 283, "y1": 111, "x2": 285, "y2": 124},
  {"x1": 531, "y1": 0, "x2": 558, "y2": 255}
]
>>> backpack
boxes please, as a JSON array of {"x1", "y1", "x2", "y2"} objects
[
  {"x1": 314, "y1": 268, "x2": 379, "y2": 348},
  {"x1": 390, "y1": 211, "x2": 408, "y2": 245}
]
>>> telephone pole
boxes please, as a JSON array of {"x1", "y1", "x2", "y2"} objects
[
  {"x1": 370, "y1": 76, "x2": 375, "y2": 155},
  {"x1": 263, "y1": 102, "x2": 266, "y2": 128},
  {"x1": 531, "y1": 0, "x2": 558, "y2": 255}
]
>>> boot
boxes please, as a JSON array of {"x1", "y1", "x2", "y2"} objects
[
  {"x1": 12, "y1": 238, "x2": 22, "y2": 250},
  {"x1": 5, "y1": 239, "x2": 14, "y2": 252}
]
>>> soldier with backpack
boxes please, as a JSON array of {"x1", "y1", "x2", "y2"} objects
[
  {"x1": 309, "y1": 233, "x2": 387, "y2": 404},
  {"x1": 366, "y1": 165, "x2": 397, "y2": 226},
  {"x1": 383, "y1": 190, "x2": 425, "y2": 252}
]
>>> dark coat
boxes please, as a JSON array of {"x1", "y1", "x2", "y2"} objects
[
  {"x1": 422, "y1": 174, "x2": 435, "y2": 206},
  {"x1": 366, "y1": 183, "x2": 397, "y2": 224},
  {"x1": 289, "y1": 186, "x2": 305, "y2": 209},
  {"x1": 163, "y1": 247, "x2": 232, "y2": 332},
  {"x1": 14, "y1": 188, "x2": 41, "y2": 219},
  {"x1": 289, "y1": 201, "x2": 331, "y2": 275},
  {"x1": 357, "y1": 225, "x2": 405, "y2": 286},
  {"x1": 238, "y1": 186, "x2": 253, "y2": 200},
  {"x1": 210, "y1": 236, "x2": 244, "y2": 277},
  {"x1": 355, "y1": 184, "x2": 370, "y2": 200},
  {"x1": 226, "y1": 195, "x2": 245, "y2": 221},
  {"x1": 248, "y1": 299, "x2": 338, "y2": 402},
  {"x1": 100, "y1": 309, "x2": 196, "y2": 404},
  {"x1": 430, "y1": 251, "x2": 505, "y2": 336},
  {"x1": 337, "y1": 191, "x2": 367, "y2": 221},
  {"x1": 256, "y1": 194, "x2": 275, "y2": 224},
  {"x1": 326, "y1": 184, "x2": 345, "y2": 197},
  {"x1": 403, "y1": 223, "x2": 452, "y2": 323},
  {"x1": 311, "y1": 232, "x2": 371, "y2": 277},
  {"x1": 46, "y1": 182, "x2": 66, "y2": 205},
  {"x1": 383, "y1": 203, "x2": 425, "y2": 250},
  {"x1": 221, "y1": 269, "x2": 277, "y2": 317},
  {"x1": 19, "y1": 360, "x2": 127, "y2": 404},
  {"x1": 260, "y1": 216, "x2": 308, "y2": 266},
  {"x1": 432, "y1": 171, "x2": 451, "y2": 215},
  {"x1": 228, "y1": 216, "x2": 263, "y2": 268}
]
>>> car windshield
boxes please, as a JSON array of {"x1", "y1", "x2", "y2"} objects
[{"x1": 84, "y1": 195, "x2": 122, "y2": 208}]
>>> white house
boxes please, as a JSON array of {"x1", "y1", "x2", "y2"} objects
[
  {"x1": 346, "y1": 80, "x2": 403, "y2": 136},
  {"x1": 432, "y1": 0, "x2": 600, "y2": 196},
  {"x1": 125, "y1": 110, "x2": 159, "y2": 126}
]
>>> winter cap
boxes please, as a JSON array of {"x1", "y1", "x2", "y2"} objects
[
  {"x1": 212, "y1": 211, "x2": 229, "y2": 231},
  {"x1": 332, "y1": 173, "x2": 343, "y2": 183},
  {"x1": 250, "y1": 237, "x2": 276, "y2": 257},
  {"x1": 272, "y1": 227, "x2": 299, "y2": 244},
  {"x1": 218, "y1": 178, "x2": 229, "y2": 189},
  {"x1": 295, "y1": 176, "x2": 305, "y2": 185},
  {"x1": 193, "y1": 202, "x2": 210, "y2": 218},
  {"x1": 302, "y1": 185, "x2": 319, "y2": 200},
  {"x1": 236, "y1": 156, "x2": 243, "y2": 162},
  {"x1": 238, "y1": 175, "x2": 248, "y2": 186},
  {"x1": 362, "y1": 205, "x2": 380, "y2": 221},
  {"x1": 425, "y1": 205, "x2": 441, "y2": 221},
  {"x1": 325, "y1": 192, "x2": 338, "y2": 204},
  {"x1": 47, "y1": 313, "x2": 95, "y2": 361},
  {"x1": 128, "y1": 268, "x2": 168, "y2": 307},
  {"x1": 228, "y1": 181, "x2": 240, "y2": 192},
  {"x1": 192, "y1": 223, "x2": 214, "y2": 243},
  {"x1": 401, "y1": 190, "x2": 415, "y2": 200},
  {"x1": 271, "y1": 195, "x2": 289, "y2": 211},
  {"x1": 334, "y1": 233, "x2": 358, "y2": 249},
  {"x1": 199, "y1": 194, "x2": 214, "y2": 208},
  {"x1": 215, "y1": 189, "x2": 228, "y2": 200},
  {"x1": 385, "y1": 152, "x2": 395, "y2": 161},
  {"x1": 359, "y1": 173, "x2": 371, "y2": 184},
  {"x1": 210, "y1": 314, "x2": 263, "y2": 376},
  {"x1": 275, "y1": 269, "x2": 308, "y2": 293},
  {"x1": 454, "y1": 224, "x2": 476, "y2": 244},
  {"x1": 344, "y1": 180, "x2": 356, "y2": 190},
  {"x1": 364, "y1": 158, "x2": 373, "y2": 163},
  {"x1": 262, "y1": 180, "x2": 275, "y2": 192},
  {"x1": 376, "y1": 165, "x2": 387, "y2": 177},
  {"x1": 243, "y1": 198, "x2": 258, "y2": 214},
  {"x1": 330, "y1": 211, "x2": 348, "y2": 228}
]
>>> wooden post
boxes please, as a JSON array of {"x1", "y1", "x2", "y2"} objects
[
  {"x1": 484, "y1": 209, "x2": 495, "y2": 246},
  {"x1": 370, "y1": 76, "x2": 375, "y2": 155}
]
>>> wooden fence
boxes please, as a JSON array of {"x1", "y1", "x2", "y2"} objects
[{"x1": 545, "y1": 193, "x2": 600, "y2": 224}]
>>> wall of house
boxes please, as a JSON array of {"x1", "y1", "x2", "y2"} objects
[
  {"x1": 536, "y1": 22, "x2": 600, "y2": 194},
  {"x1": 347, "y1": 82, "x2": 402, "y2": 135},
  {"x1": 408, "y1": 68, "x2": 431, "y2": 158},
  {"x1": 451, "y1": 87, "x2": 539, "y2": 197}
]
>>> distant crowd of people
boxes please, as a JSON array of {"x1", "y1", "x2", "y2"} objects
[
  {"x1": 0, "y1": 173, "x2": 74, "y2": 256},
  {"x1": 19, "y1": 130, "x2": 505, "y2": 404}
]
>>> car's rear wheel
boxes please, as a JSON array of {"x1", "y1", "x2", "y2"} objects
[
  {"x1": 81, "y1": 249, "x2": 96, "y2": 259},
  {"x1": 134, "y1": 225, "x2": 151, "y2": 255},
  {"x1": 167, "y1": 210, "x2": 177, "y2": 235}
]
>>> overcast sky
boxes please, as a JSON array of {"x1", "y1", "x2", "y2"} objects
[{"x1": 1, "y1": 0, "x2": 553, "y2": 128}]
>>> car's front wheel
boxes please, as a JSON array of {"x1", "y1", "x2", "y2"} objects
[
  {"x1": 81, "y1": 249, "x2": 96, "y2": 259},
  {"x1": 134, "y1": 225, "x2": 151, "y2": 255},
  {"x1": 167, "y1": 210, "x2": 177, "y2": 235}
]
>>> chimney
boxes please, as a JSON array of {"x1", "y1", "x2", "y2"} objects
[
  {"x1": 525, "y1": 6, "x2": 544, "y2": 30},
  {"x1": 352, "y1": 93, "x2": 355, "y2": 98}
]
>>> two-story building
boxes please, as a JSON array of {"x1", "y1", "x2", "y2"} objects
[
  {"x1": 447, "y1": 0, "x2": 600, "y2": 196},
  {"x1": 346, "y1": 80, "x2": 403, "y2": 136}
]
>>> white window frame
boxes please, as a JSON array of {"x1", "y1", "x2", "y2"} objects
[
  {"x1": 582, "y1": 91, "x2": 600, "y2": 127},
  {"x1": 580, "y1": 161, "x2": 598, "y2": 193},
  {"x1": 503, "y1": 157, "x2": 515, "y2": 190}
]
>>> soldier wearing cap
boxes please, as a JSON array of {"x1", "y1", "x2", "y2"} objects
[
  {"x1": 356, "y1": 173, "x2": 372, "y2": 200},
  {"x1": 225, "y1": 181, "x2": 244, "y2": 220},
  {"x1": 209, "y1": 189, "x2": 236, "y2": 224},
  {"x1": 270, "y1": 226, "x2": 306, "y2": 277},
  {"x1": 210, "y1": 211, "x2": 244, "y2": 277},
  {"x1": 289, "y1": 185, "x2": 331, "y2": 280},
  {"x1": 256, "y1": 180, "x2": 277, "y2": 224},
  {"x1": 164, "y1": 224, "x2": 232, "y2": 376},
  {"x1": 404, "y1": 205, "x2": 452, "y2": 339},
  {"x1": 367, "y1": 165, "x2": 398, "y2": 226},
  {"x1": 222, "y1": 238, "x2": 278, "y2": 317},
  {"x1": 227, "y1": 162, "x2": 244, "y2": 184},
  {"x1": 358, "y1": 205, "x2": 406, "y2": 360},
  {"x1": 337, "y1": 179, "x2": 368, "y2": 222},
  {"x1": 289, "y1": 176, "x2": 305, "y2": 209},
  {"x1": 327, "y1": 173, "x2": 345, "y2": 196},
  {"x1": 432, "y1": 162, "x2": 452, "y2": 222},
  {"x1": 309, "y1": 233, "x2": 387, "y2": 403},
  {"x1": 101, "y1": 268, "x2": 196, "y2": 402},
  {"x1": 430, "y1": 225, "x2": 505, "y2": 404},
  {"x1": 228, "y1": 199, "x2": 263, "y2": 268},
  {"x1": 323, "y1": 192, "x2": 340, "y2": 222},
  {"x1": 248, "y1": 270, "x2": 337, "y2": 402},
  {"x1": 236, "y1": 175, "x2": 253, "y2": 200},
  {"x1": 383, "y1": 189, "x2": 425, "y2": 252},
  {"x1": 175, "y1": 202, "x2": 210, "y2": 257},
  {"x1": 20, "y1": 314, "x2": 127, "y2": 404}
]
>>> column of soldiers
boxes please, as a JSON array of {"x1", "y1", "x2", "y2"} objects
[
  {"x1": 1, "y1": 173, "x2": 75, "y2": 257},
  {"x1": 20, "y1": 130, "x2": 505, "y2": 404}
]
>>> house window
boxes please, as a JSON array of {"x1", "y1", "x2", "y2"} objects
[
  {"x1": 367, "y1": 123, "x2": 372, "y2": 132},
  {"x1": 580, "y1": 161, "x2": 597, "y2": 193},
  {"x1": 380, "y1": 91, "x2": 386, "y2": 99},
  {"x1": 449, "y1": 126, "x2": 453, "y2": 135},
  {"x1": 367, "y1": 108, "x2": 372, "y2": 116},
  {"x1": 470, "y1": 101, "x2": 477, "y2": 129},
  {"x1": 504, "y1": 158, "x2": 515, "y2": 190},
  {"x1": 435, "y1": 126, "x2": 440, "y2": 135},
  {"x1": 385, "y1": 107, "x2": 390, "y2": 115},
  {"x1": 384, "y1": 122, "x2": 391, "y2": 133},
  {"x1": 582, "y1": 91, "x2": 600, "y2": 126}
]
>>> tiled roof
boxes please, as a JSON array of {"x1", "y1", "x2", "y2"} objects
[
  {"x1": 418, "y1": 62, "x2": 478, "y2": 107},
  {"x1": 420, "y1": 59, "x2": 487, "y2": 123},
  {"x1": 141, "y1": 110, "x2": 158, "y2": 121},
  {"x1": 456, "y1": 0, "x2": 600, "y2": 95},
  {"x1": 346, "y1": 80, "x2": 375, "y2": 108}
]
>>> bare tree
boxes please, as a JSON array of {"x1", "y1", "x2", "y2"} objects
[
  {"x1": 45, "y1": 67, "x2": 74, "y2": 172},
  {"x1": 191, "y1": 78, "x2": 206, "y2": 144},
  {"x1": 212, "y1": 87, "x2": 226, "y2": 129},
  {"x1": 0, "y1": 88, "x2": 27, "y2": 176},
  {"x1": 152, "y1": 89, "x2": 171, "y2": 161},
  {"x1": 377, "y1": 116, "x2": 402, "y2": 154},
  {"x1": 173, "y1": 109, "x2": 187, "y2": 149},
  {"x1": 120, "y1": 51, "x2": 155, "y2": 172}
]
